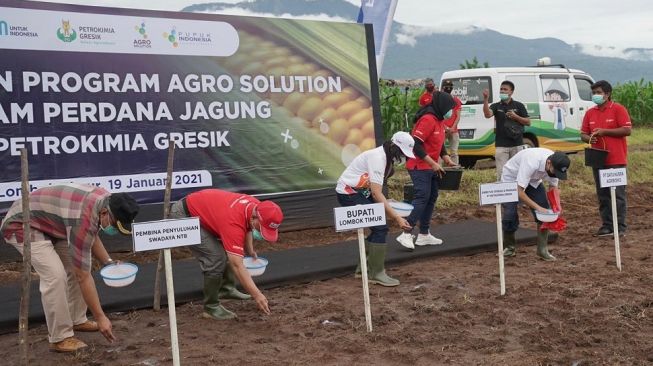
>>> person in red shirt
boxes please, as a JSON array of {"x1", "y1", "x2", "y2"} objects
[
  {"x1": 170, "y1": 189, "x2": 283, "y2": 319},
  {"x1": 418, "y1": 77, "x2": 436, "y2": 107},
  {"x1": 442, "y1": 80, "x2": 462, "y2": 165},
  {"x1": 580, "y1": 80, "x2": 632, "y2": 237},
  {"x1": 397, "y1": 91, "x2": 457, "y2": 249}
]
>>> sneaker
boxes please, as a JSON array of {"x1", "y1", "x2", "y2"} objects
[
  {"x1": 73, "y1": 320, "x2": 98, "y2": 332},
  {"x1": 593, "y1": 227, "x2": 613, "y2": 237},
  {"x1": 49, "y1": 337, "x2": 88, "y2": 353},
  {"x1": 396, "y1": 232, "x2": 415, "y2": 249},
  {"x1": 415, "y1": 233, "x2": 443, "y2": 246}
]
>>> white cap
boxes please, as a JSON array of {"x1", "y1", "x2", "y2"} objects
[{"x1": 391, "y1": 131, "x2": 415, "y2": 158}]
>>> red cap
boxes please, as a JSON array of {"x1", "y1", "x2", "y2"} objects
[
  {"x1": 256, "y1": 201, "x2": 283, "y2": 242},
  {"x1": 419, "y1": 92, "x2": 432, "y2": 106}
]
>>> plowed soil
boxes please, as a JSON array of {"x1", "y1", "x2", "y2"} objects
[{"x1": 0, "y1": 184, "x2": 652, "y2": 365}]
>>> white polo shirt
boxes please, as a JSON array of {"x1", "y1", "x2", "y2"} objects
[
  {"x1": 336, "y1": 146, "x2": 387, "y2": 195},
  {"x1": 501, "y1": 148, "x2": 559, "y2": 189}
]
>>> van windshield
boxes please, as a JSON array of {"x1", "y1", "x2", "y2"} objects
[{"x1": 442, "y1": 77, "x2": 491, "y2": 105}]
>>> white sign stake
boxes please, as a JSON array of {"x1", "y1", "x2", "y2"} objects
[
  {"x1": 480, "y1": 182, "x2": 519, "y2": 295},
  {"x1": 357, "y1": 228, "x2": 373, "y2": 333},
  {"x1": 334, "y1": 203, "x2": 385, "y2": 333},
  {"x1": 132, "y1": 218, "x2": 201, "y2": 366},
  {"x1": 599, "y1": 168, "x2": 627, "y2": 271}
]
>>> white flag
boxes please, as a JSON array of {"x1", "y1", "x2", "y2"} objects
[{"x1": 356, "y1": 0, "x2": 398, "y2": 74}]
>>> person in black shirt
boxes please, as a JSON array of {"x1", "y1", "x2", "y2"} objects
[{"x1": 482, "y1": 80, "x2": 531, "y2": 179}]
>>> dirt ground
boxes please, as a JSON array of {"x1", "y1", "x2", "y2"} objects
[{"x1": 0, "y1": 184, "x2": 652, "y2": 365}]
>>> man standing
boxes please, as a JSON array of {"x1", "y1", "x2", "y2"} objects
[
  {"x1": 1, "y1": 184, "x2": 139, "y2": 352},
  {"x1": 170, "y1": 189, "x2": 283, "y2": 319},
  {"x1": 500, "y1": 148, "x2": 570, "y2": 261},
  {"x1": 483, "y1": 80, "x2": 531, "y2": 179},
  {"x1": 580, "y1": 80, "x2": 632, "y2": 237},
  {"x1": 442, "y1": 80, "x2": 462, "y2": 165},
  {"x1": 418, "y1": 77, "x2": 436, "y2": 107}
]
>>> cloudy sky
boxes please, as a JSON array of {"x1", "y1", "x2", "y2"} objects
[{"x1": 33, "y1": 0, "x2": 653, "y2": 56}]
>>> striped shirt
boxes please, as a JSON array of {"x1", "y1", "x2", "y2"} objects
[{"x1": 1, "y1": 184, "x2": 110, "y2": 271}]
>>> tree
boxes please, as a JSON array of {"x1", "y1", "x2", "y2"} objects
[{"x1": 459, "y1": 57, "x2": 489, "y2": 69}]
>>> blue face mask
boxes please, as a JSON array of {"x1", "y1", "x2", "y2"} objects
[
  {"x1": 100, "y1": 223, "x2": 119, "y2": 236},
  {"x1": 252, "y1": 229, "x2": 264, "y2": 241},
  {"x1": 499, "y1": 93, "x2": 510, "y2": 101},
  {"x1": 592, "y1": 94, "x2": 605, "y2": 105},
  {"x1": 443, "y1": 110, "x2": 453, "y2": 119}
]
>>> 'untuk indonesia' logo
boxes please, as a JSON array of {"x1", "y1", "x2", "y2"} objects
[
  {"x1": 0, "y1": 20, "x2": 8, "y2": 36},
  {"x1": 56, "y1": 19, "x2": 77, "y2": 42},
  {"x1": 135, "y1": 21, "x2": 147, "y2": 39},
  {"x1": 162, "y1": 27, "x2": 178, "y2": 47}
]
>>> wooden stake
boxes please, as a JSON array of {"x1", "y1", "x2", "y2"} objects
[
  {"x1": 154, "y1": 142, "x2": 175, "y2": 310},
  {"x1": 357, "y1": 228, "x2": 372, "y2": 332},
  {"x1": 19, "y1": 149, "x2": 31, "y2": 366},
  {"x1": 611, "y1": 187, "x2": 622, "y2": 271},
  {"x1": 496, "y1": 203, "x2": 506, "y2": 296}
]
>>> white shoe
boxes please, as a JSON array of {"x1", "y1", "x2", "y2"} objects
[
  {"x1": 396, "y1": 232, "x2": 415, "y2": 249},
  {"x1": 415, "y1": 233, "x2": 443, "y2": 246}
]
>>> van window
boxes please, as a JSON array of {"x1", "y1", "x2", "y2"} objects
[
  {"x1": 443, "y1": 77, "x2": 491, "y2": 105},
  {"x1": 575, "y1": 77, "x2": 593, "y2": 101},
  {"x1": 540, "y1": 76, "x2": 571, "y2": 102},
  {"x1": 505, "y1": 75, "x2": 538, "y2": 102}
]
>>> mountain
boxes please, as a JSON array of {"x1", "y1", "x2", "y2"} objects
[{"x1": 182, "y1": 1, "x2": 653, "y2": 83}]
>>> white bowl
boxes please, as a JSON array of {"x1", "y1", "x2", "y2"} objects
[
  {"x1": 536, "y1": 210, "x2": 559, "y2": 223},
  {"x1": 389, "y1": 201, "x2": 414, "y2": 217},
  {"x1": 100, "y1": 262, "x2": 138, "y2": 287},
  {"x1": 243, "y1": 257, "x2": 268, "y2": 277}
]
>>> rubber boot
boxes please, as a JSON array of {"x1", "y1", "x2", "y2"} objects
[
  {"x1": 218, "y1": 267, "x2": 252, "y2": 300},
  {"x1": 536, "y1": 224, "x2": 556, "y2": 261},
  {"x1": 503, "y1": 231, "x2": 516, "y2": 257},
  {"x1": 367, "y1": 244, "x2": 400, "y2": 287},
  {"x1": 202, "y1": 276, "x2": 237, "y2": 320},
  {"x1": 354, "y1": 241, "x2": 369, "y2": 278}
]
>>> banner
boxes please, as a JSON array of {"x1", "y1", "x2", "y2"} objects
[
  {"x1": 0, "y1": 1, "x2": 381, "y2": 209},
  {"x1": 357, "y1": 0, "x2": 398, "y2": 73}
]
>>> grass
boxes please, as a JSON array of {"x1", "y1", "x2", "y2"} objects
[{"x1": 387, "y1": 127, "x2": 653, "y2": 208}]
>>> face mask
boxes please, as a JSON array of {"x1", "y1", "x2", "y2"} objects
[
  {"x1": 426, "y1": 85, "x2": 435, "y2": 92},
  {"x1": 499, "y1": 93, "x2": 510, "y2": 101},
  {"x1": 100, "y1": 223, "x2": 119, "y2": 236},
  {"x1": 592, "y1": 94, "x2": 605, "y2": 105},
  {"x1": 443, "y1": 110, "x2": 453, "y2": 119},
  {"x1": 252, "y1": 229, "x2": 264, "y2": 241}
]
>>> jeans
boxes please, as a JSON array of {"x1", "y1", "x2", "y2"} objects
[
  {"x1": 502, "y1": 184, "x2": 549, "y2": 233},
  {"x1": 592, "y1": 166, "x2": 627, "y2": 232},
  {"x1": 336, "y1": 192, "x2": 388, "y2": 244},
  {"x1": 407, "y1": 169, "x2": 439, "y2": 234}
]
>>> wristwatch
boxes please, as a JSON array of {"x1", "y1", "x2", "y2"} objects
[{"x1": 105, "y1": 258, "x2": 115, "y2": 266}]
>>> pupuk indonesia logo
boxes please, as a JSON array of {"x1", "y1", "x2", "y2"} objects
[
  {"x1": 162, "y1": 27, "x2": 178, "y2": 47},
  {"x1": 57, "y1": 19, "x2": 77, "y2": 42}
]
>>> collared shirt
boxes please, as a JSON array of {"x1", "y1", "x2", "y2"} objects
[
  {"x1": 1, "y1": 184, "x2": 109, "y2": 271},
  {"x1": 407, "y1": 113, "x2": 446, "y2": 170},
  {"x1": 490, "y1": 99, "x2": 529, "y2": 147},
  {"x1": 581, "y1": 101, "x2": 632, "y2": 166},
  {"x1": 501, "y1": 148, "x2": 559, "y2": 189},
  {"x1": 186, "y1": 189, "x2": 260, "y2": 257},
  {"x1": 336, "y1": 146, "x2": 387, "y2": 195}
]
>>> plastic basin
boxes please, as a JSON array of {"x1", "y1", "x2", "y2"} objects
[
  {"x1": 536, "y1": 210, "x2": 559, "y2": 223},
  {"x1": 244, "y1": 256, "x2": 268, "y2": 277},
  {"x1": 389, "y1": 201, "x2": 413, "y2": 217},
  {"x1": 439, "y1": 168, "x2": 464, "y2": 190},
  {"x1": 100, "y1": 262, "x2": 138, "y2": 287}
]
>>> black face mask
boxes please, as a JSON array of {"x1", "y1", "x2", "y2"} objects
[
  {"x1": 426, "y1": 85, "x2": 435, "y2": 92},
  {"x1": 443, "y1": 87, "x2": 453, "y2": 94}
]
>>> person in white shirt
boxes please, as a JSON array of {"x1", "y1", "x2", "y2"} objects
[
  {"x1": 335, "y1": 131, "x2": 414, "y2": 286},
  {"x1": 500, "y1": 148, "x2": 570, "y2": 260}
]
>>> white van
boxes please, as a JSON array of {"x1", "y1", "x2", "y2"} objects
[{"x1": 440, "y1": 63, "x2": 595, "y2": 168}]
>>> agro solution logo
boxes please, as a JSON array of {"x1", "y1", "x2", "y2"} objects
[
  {"x1": 57, "y1": 20, "x2": 77, "y2": 42},
  {"x1": 134, "y1": 21, "x2": 151, "y2": 48}
]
